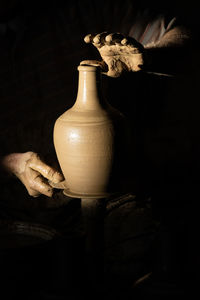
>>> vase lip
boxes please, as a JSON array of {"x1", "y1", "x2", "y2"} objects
[{"x1": 78, "y1": 63, "x2": 101, "y2": 72}]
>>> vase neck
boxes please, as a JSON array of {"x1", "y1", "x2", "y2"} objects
[{"x1": 73, "y1": 65, "x2": 104, "y2": 110}]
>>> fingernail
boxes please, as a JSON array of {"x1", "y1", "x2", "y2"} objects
[
  {"x1": 93, "y1": 36, "x2": 100, "y2": 44},
  {"x1": 84, "y1": 34, "x2": 92, "y2": 43},
  {"x1": 121, "y1": 38, "x2": 128, "y2": 45}
]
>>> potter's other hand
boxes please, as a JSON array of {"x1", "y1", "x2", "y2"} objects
[
  {"x1": 1, "y1": 152, "x2": 64, "y2": 197},
  {"x1": 82, "y1": 32, "x2": 145, "y2": 77}
]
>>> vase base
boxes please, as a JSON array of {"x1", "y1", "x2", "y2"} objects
[{"x1": 63, "y1": 188, "x2": 111, "y2": 199}]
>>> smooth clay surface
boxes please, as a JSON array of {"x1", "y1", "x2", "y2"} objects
[{"x1": 54, "y1": 64, "x2": 129, "y2": 198}]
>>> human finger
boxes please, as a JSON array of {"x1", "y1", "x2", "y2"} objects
[
  {"x1": 121, "y1": 36, "x2": 144, "y2": 52},
  {"x1": 25, "y1": 166, "x2": 53, "y2": 197},
  {"x1": 27, "y1": 153, "x2": 64, "y2": 183},
  {"x1": 84, "y1": 32, "x2": 108, "y2": 47},
  {"x1": 105, "y1": 33, "x2": 125, "y2": 44}
]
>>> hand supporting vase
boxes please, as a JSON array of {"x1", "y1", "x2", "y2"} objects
[{"x1": 53, "y1": 63, "x2": 130, "y2": 199}]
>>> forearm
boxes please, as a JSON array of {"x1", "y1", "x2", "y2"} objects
[{"x1": 144, "y1": 26, "x2": 192, "y2": 74}]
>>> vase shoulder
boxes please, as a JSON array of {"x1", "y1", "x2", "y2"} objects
[{"x1": 56, "y1": 104, "x2": 124, "y2": 124}]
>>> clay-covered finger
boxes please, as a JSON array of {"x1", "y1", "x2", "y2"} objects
[
  {"x1": 80, "y1": 59, "x2": 103, "y2": 67},
  {"x1": 48, "y1": 180, "x2": 66, "y2": 189},
  {"x1": 84, "y1": 33, "x2": 96, "y2": 43},
  {"x1": 28, "y1": 153, "x2": 64, "y2": 183},
  {"x1": 33, "y1": 174, "x2": 53, "y2": 197},
  {"x1": 121, "y1": 36, "x2": 144, "y2": 52},
  {"x1": 105, "y1": 33, "x2": 125, "y2": 44},
  {"x1": 80, "y1": 60, "x2": 108, "y2": 72},
  {"x1": 84, "y1": 32, "x2": 108, "y2": 44},
  {"x1": 25, "y1": 167, "x2": 53, "y2": 197},
  {"x1": 92, "y1": 32, "x2": 107, "y2": 44}
]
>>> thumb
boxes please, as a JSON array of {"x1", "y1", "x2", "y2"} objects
[{"x1": 27, "y1": 153, "x2": 64, "y2": 183}]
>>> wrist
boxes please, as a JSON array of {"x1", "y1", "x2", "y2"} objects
[{"x1": 0, "y1": 152, "x2": 34, "y2": 176}]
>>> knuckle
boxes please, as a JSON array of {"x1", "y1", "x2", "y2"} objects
[
  {"x1": 29, "y1": 179, "x2": 38, "y2": 191},
  {"x1": 27, "y1": 187, "x2": 40, "y2": 197},
  {"x1": 46, "y1": 167, "x2": 55, "y2": 179},
  {"x1": 31, "y1": 152, "x2": 40, "y2": 162}
]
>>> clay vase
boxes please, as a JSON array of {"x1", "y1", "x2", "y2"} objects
[{"x1": 53, "y1": 64, "x2": 130, "y2": 199}]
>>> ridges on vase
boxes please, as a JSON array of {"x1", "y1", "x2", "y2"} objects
[{"x1": 53, "y1": 63, "x2": 130, "y2": 199}]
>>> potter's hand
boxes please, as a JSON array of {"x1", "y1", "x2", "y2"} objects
[
  {"x1": 1, "y1": 152, "x2": 64, "y2": 197},
  {"x1": 82, "y1": 32, "x2": 145, "y2": 77}
]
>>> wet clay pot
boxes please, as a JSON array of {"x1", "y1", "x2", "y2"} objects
[{"x1": 53, "y1": 64, "x2": 130, "y2": 199}]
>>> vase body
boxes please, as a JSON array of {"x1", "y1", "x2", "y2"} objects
[{"x1": 53, "y1": 64, "x2": 129, "y2": 198}]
